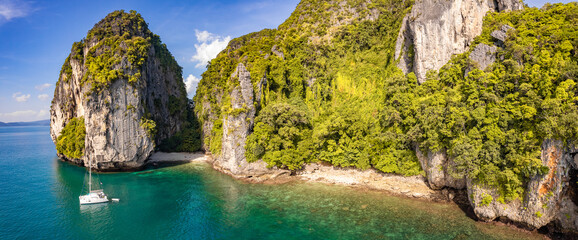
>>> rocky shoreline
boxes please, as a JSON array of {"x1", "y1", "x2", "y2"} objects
[
  {"x1": 148, "y1": 151, "x2": 578, "y2": 238},
  {"x1": 148, "y1": 152, "x2": 454, "y2": 201}
]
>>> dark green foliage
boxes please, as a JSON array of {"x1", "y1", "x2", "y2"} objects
[
  {"x1": 198, "y1": 0, "x2": 419, "y2": 174},
  {"x1": 412, "y1": 3, "x2": 578, "y2": 200},
  {"x1": 58, "y1": 56, "x2": 73, "y2": 84},
  {"x1": 210, "y1": 119, "x2": 223, "y2": 155},
  {"x1": 56, "y1": 117, "x2": 86, "y2": 159},
  {"x1": 158, "y1": 127, "x2": 202, "y2": 152},
  {"x1": 159, "y1": 107, "x2": 202, "y2": 152},
  {"x1": 168, "y1": 95, "x2": 186, "y2": 119},
  {"x1": 195, "y1": 0, "x2": 577, "y2": 201},
  {"x1": 72, "y1": 41, "x2": 84, "y2": 62},
  {"x1": 246, "y1": 101, "x2": 313, "y2": 170}
]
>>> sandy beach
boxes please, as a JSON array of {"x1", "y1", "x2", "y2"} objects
[
  {"x1": 147, "y1": 152, "x2": 458, "y2": 203},
  {"x1": 147, "y1": 152, "x2": 209, "y2": 163}
]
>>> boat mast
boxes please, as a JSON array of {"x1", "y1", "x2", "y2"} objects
[{"x1": 88, "y1": 160, "x2": 92, "y2": 193}]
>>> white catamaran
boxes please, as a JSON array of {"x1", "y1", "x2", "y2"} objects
[{"x1": 79, "y1": 160, "x2": 109, "y2": 205}]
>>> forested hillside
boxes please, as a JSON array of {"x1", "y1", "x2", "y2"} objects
[
  {"x1": 195, "y1": 0, "x2": 418, "y2": 172},
  {"x1": 416, "y1": 3, "x2": 578, "y2": 201},
  {"x1": 194, "y1": 0, "x2": 577, "y2": 204}
]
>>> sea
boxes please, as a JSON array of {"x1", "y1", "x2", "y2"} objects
[{"x1": 0, "y1": 126, "x2": 545, "y2": 239}]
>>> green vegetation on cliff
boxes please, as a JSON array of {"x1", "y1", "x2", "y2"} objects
[
  {"x1": 158, "y1": 109, "x2": 202, "y2": 152},
  {"x1": 195, "y1": 0, "x2": 419, "y2": 174},
  {"x1": 57, "y1": 10, "x2": 183, "y2": 94},
  {"x1": 56, "y1": 117, "x2": 86, "y2": 159},
  {"x1": 195, "y1": 1, "x2": 578, "y2": 200},
  {"x1": 55, "y1": 10, "x2": 199, "y2": 153},
  {"x1": 246, "y1": 101, "x2": 313, "y2": 170},
  {"x1": 414, "y1": 3, "x2": 578, "y2": 200}
]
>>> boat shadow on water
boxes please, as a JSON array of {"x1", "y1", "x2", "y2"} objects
[{"x1": 79, "y1": 203, "x2": 109, "y2": 214}]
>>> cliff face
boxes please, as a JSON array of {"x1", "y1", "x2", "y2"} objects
[
  {"x1": 468, "y1": 140, "x2": 578, "y2": 230},
  {"x1": 395, "y1": 0, "x2": 523, "y2": 83},
  {"x1": 51, "y1": 10, "x2": 188, "y2": 170},
  {"x1": 194, "y1": 0, "x2": 577, "y2": 234},
  {"x1": 212, "y1": 63, "x2": 272, "y2": 176},
  {"x1": 415, "y1": 147, "x2": 466, "y2": 190}
]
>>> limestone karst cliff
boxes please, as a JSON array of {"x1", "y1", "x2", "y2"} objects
[
  {"x1": 50, "y1": 10, "x2": 188, "y2": 170},
  {"x1": 468, "y1": 140, "x2": 578, "y2": 229},
  {"x1": 192, "y1": 0, "x2": 577, "y2": 234},
  {"x1": 395, "y1": 0, "x2": 523, "y2": 84}
]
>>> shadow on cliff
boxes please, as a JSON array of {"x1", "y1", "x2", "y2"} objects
[{"x1": 157, "y1": 100, "x2": 203, "y2": 153}]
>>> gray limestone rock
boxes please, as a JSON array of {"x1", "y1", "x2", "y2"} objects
[
  {"x1": 213, "y1": 63, "x2": 278, "y2": 177},
  {"x1": 50, "y1": 11, "x2": 187, "y2": 170},
  {"x1": 469, "y1": 43, "x2": 497, "y2": 71},
  {"x1": 491, "y1": 24, "x2": 515, "y2": 43},
  {"x1": 271, "y1": 45, "x2": 284, "y2": 60},
  {"x1": 497, "y1": 0, "x2": 524, "y2": 12},
  {"x1": 415, "y1": 146, "x2": 466, "y2": 190},
  {"x1": 395, "y1": 0, "x2": 523, "y2": 83},
  {"x1": 557, "y1": 196, "x2": 578, "y2": 232},
  {"x1": 468, "y1": 140, "x2": 578, "y2": 231}
]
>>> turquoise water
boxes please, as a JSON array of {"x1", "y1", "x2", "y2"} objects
[{"x1": 0, "y1": 126, "x2": 544, "y2": 239}]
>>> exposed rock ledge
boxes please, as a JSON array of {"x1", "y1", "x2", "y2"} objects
[{"x1": 150, "y1": 152, "x2": 455, "y2": 202}]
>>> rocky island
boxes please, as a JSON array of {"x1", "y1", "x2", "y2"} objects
[
  {"x1": 50, "y1": 0, "x2": 578, "y2": 237},
  {"x1": 50, "y1": 10, "x2": 191, "y2": 170}
]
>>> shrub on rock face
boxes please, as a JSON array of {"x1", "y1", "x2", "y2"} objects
[{"x1": 56, "y1": 117, "x2": 86, "y2": 159}]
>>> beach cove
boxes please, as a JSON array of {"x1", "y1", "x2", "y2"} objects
[{"x1": 0, "y1": 126, "x2": 549, "y2": 239}]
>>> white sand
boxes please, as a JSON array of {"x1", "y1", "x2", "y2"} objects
[
  {"x1": 146, "y1": 152, "x2": 448, "y2": 201},
  {"x1": 147, "y1": 152, "x2": 208, "y2": 163}
]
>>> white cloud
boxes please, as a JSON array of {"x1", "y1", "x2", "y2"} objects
[
  {"x1": 0, "y1": 109, "x2": 48, "y2": 122},
  {"x1": 0, "y1": 0, "x2": 33, "y2": 22},
  {"x1": 36, "y1": 109, "x2": 48, "y2": 118},
  {"x1": 0, "y1": 110, "x2": 35, "y2": 118},
  {"x1": 191, "y1": 30, "x2": 231, "y2": 68},
  {"x1": 12, "y1": 92, "x2": 30, "y2": 102},
  {"x1": 195, "y1": 30, "x2": 214, "y2": 42},
  {"x1": 35, "y1": 83, "x2": 52, "y2": 91},
  {"x1": 184, "y1": 74, "x2": 200, "y2": 96},
  {"x1": 37, "y1": 94, "x2": 49, "y2": 101}
]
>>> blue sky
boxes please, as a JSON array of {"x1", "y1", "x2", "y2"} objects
[{"x1": 0, "y1": 0, "x2": 572, "y2": 122}]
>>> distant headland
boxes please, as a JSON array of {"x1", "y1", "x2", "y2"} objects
[{"x1": 0, "y1": 119, "x2": 50, "y2": 127}]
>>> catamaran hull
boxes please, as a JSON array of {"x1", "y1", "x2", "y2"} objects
[
  {"x1": 79, "y1": 192, "x2": 109, "y2": 205},
  {"x1": 80, "y1": 201, "x2": 108, "y2": 205},
  {"x1": 79, "y1": 199, "x2": 109, "y2": 205}
]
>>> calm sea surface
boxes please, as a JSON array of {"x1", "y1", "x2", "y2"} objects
[{"x1": 0, "y1": 126, "x2": 544, "y2": 239}]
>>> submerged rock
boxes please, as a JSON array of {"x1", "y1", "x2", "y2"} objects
[{"x1": 50, "y1": 10, "x2": 188, "y2": 170}]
